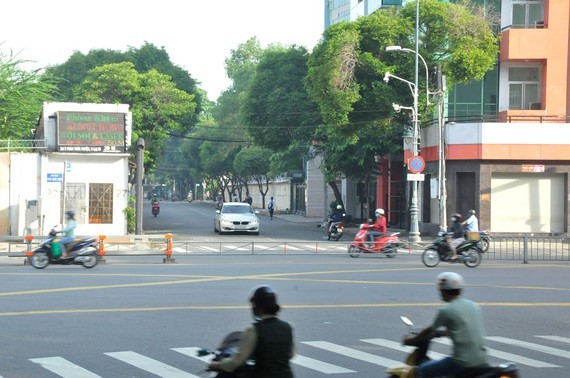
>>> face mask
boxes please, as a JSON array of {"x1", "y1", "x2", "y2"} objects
[{"x1": 451, "y1": 217, "x2": 457, "y2": 222}]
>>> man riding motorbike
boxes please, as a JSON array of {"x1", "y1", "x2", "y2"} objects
[
  {"x1": 403, "y1": 272, "x2": 488, "y2": 377},
  {"x1": 328, "y1": 205, "x2": 345, "y2": 233},
  {"x1": 366, "y1": 208, "x2": 387, "y2": 246},
  {"x1": 58, "y1": 210, "x2": 77, "y2": 258},
  {"x1": 447, "y1": 213, "x2": 465, "y2": 260},
  {"x1": 208, "y1": 285, "x2": 296, "y2": 377}
]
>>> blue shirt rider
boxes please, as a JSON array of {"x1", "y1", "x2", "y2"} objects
[{"x1": 59, "y1": 210, "x2": 77, "y2": 258}]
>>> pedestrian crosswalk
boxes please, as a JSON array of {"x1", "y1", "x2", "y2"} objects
[{"x1": 25, "y1": 334, "x2": 568, "y2": 377}]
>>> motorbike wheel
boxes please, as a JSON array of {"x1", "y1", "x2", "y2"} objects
[
  {"x1": 479, "y1": 237, "x2": 490, "y2": 253},
  {"x1": 463, "y1": 248, "x2": 482, "y2": 268},
  {"x1": 334, "y1": 233, "x2": 342, "y2": 241},
  {"x1": 348, "y1": 245, "x2": 361, "y2": 258},
  {"x1": 29, "y1": 251, "x2": 50, "y2": 269},
  {"x1": 384, "y1": 246, "x2": 397, "y2": 258},
  {"x1": 421, "y1": 247, "x2": 440, "y2": 267},
  {"x1": 81, "y1": 249, "x2": 99, "y2": 269}
]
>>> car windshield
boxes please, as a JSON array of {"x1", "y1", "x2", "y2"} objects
[{"x1": 222, "y1": 205, "x2": 253, "y2": 214}]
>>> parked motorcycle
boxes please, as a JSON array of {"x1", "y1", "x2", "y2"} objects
[
  {"x1": 478, "y1": 230, "x2": 491, "y2": 252},
  {"x1": 348, "y1": 223, "x2": 402, "y2": 258},
  {"x1": 152, "y1": 202, "x2": 160, "y2": 217},
  {"x1": 28, "y1": 228, "x2": 99, "y2": 269},
  {"x1": 197, "y1": 331, "x2": 254, "y2": 377},
  {"x1": 422, "y1": 231, "x2": 482, "y2": 268},
  {"x1": 386, "y1": 316, "x2": 519, "y2": 378}
]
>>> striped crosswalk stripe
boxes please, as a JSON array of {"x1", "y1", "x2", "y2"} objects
[
  {"x1": 29, "y1": 357, "x2": 102, "y2": 377},
  {"x1": 105, "y1": 351, "x2": 200, "y2": 377},
  {"x1": 292, "y1": 355, "x2": 355, "y2": 374},
  {"x1": 535, "y1": 335, "x2": 570, "y2": 344},
  {"x1": 174, "y1": 346, "x2": 355, "y2": 374},
  {"x1": 361, "y1": 338, "x2": 446, "y2": 360},
  {"x1": 303, "y1": 341, "x2": 402, "y2": 368},
  {"x1": 433, "y1": 338, "x2": 560, "y2": 368},
  {"x1": 486, "y1": 336, "x2": 570, "y2": 359}
]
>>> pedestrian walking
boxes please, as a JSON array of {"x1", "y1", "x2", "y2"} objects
[{"x1": 268, "y1": 196, "x2": 276, "y2": 220}]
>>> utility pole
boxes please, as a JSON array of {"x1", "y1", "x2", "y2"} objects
[
  {"x1": 135, "y1": 138, "x2": 145, "y2": 235},
  {"x1": 437, "y1": 65, "x2": 447, "y2": 231}
]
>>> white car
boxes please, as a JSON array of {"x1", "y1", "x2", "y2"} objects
[{"x1": 214, "y1": 202, "x2": 260, "y2": 235}]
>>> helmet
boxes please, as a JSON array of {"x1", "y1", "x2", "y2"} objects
[
  {"x1": 437, "y1": 272, "x2": 464, "y2": 291},
  {"x1": 375, "y1": 208, "x2": 385, "y2": 216},
  {"x1": 468, "y1": 209, "x2": 476, "y2": 216},
  {"x1": 65, "y1": 210, "x2": 75, "y2": 219},
  {"x1": 452, "y1": 213, "x2": 462, "y2": 222},
  {"x1": 250, "y1": 285, "x2": 280, "y2": 315},
  {"x1": 336, "y1": 205, "x2": 342, "y2": 210}
]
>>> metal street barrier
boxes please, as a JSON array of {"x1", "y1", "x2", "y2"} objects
[{"x1": 1, "y1": 234, "x2": 569, "y2": 262}]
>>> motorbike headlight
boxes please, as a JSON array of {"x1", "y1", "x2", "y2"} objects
[{"x1": 360, "y1": 224, "x2": 365, "y2": 229}]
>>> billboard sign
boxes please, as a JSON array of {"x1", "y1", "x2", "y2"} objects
[{"x1": 57, "y1": 112, "x2": 126, "y2": 153}]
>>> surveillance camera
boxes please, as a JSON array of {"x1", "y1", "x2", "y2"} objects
[
  {"x1": 136, "y1": 138, "x2": 145, "y2": 150},
  {"x1": 383, "y1": 72, "x2": 391, "y2": 83},
  {"x1": 392, "y1": 103, "x2": 401, "y2": 112}
]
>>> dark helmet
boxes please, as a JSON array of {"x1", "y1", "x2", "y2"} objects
[
  {"x1": 250, "y1": 285, "x2": 280, "y2": 315},
  {"x1": 452, "y1": 213, "x2": 462, "y2": 221},
  {"x1": 468, "y1": 209, "x2": 476, "y2": 216},
  {"x1": 65, "y1": 210, "x2": 75, "y2": 219}
]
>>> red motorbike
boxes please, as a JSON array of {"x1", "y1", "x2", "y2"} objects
[
  {"x1": 152, "y1": 202, "x2": 160, "y2": 217},
  {"x1": 348, "y1": 223, "x2": 402, "y2": 258}
]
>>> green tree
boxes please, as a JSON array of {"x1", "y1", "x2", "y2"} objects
[
  {"x1": 306, "y1": 0, "x2": 499, "y2": 206},
  {"x1": 46, "y1": 42, "x2": 204, "y2": 122},
  {"x1": 234, "y1": 146, "x2": 273, "y2": 208},
  {"x1": 74, "y1": 62, "x2": 197, "y2": 172},
  {"x1": 0, "y1": 51, "x2": 58, "y2": 140}
]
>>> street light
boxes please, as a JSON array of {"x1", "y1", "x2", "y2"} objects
[{"x1": 386, "y1": 46, "x2": 434, "y2": 105}]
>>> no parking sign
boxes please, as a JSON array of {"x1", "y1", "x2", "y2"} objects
[{"x1": 408, "y1": 155, "x2": 425, "y2": 174}]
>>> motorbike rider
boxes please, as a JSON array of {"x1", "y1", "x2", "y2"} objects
[
  {"x1": 366, "y1": 208, "x2": 387, "y2": 247},
  {"x1": 462, "y1": 209, "x2": 479, "y2": 232},
  {"x1": 403, "y1": 272, "x2": 488, "y2": 377},
  {"x1": 215, "y1": 192, "x2": 223, "y2": 210},
  {"x1": 328, "y1": 204, "x2": 345, "y2": 233},
  {"x1": 58, "y1": 210, "x2": 77, "y2": 258},
  {"x1": 208, "y1": 285, "x2": 296, "y2": 377},
  {"x1": 446, "y1": 213, "x2": 465, "y2": 260}
]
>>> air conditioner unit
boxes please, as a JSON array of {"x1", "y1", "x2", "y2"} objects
[{"x1": 528, "y1": 102, "x2": 541, "y2": 110}]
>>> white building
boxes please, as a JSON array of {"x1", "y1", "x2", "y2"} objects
[{"x1": 0, "y1": 102, "x2": 132, "y2": 236}]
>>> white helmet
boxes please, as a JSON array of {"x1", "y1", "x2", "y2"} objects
[
  {"x1": 336, "y1": 205, "x2": 342, "y2": 210},
  {"x1": 437, "y1": 272, "x2": 464, "y2": 290},
  {"x1": 375, "y1": 208, "x2": 385, "y2": 216}
]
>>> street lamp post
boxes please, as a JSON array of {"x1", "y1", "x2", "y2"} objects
[{"x1": 384, "y1": 69, "x2": 422, "y2": 243}]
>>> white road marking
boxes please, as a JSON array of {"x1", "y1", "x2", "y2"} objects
[
  {"x1": 292, "y1": 355, "x2": 355, "y2": 374},
  {"x1": 105, "y1": 351, "x2": 200, "y2": 377},
  {"x1": 487, "y1": 336, "x2": 570, "y2": 359},
  {"x1": 535, "y1": 335, "x2": 570, "y2": 344},
  {"x1": 302, "y1": 341, "x2": 402, "y2": 368},
  {"x1": 433, "y1": 338, "x2": 560, "y2": 368},
  {"x1": 29, "y1": 357, "x2": 102, "y2": 377},
  {"x1": 361, "y1": 338, "x2": 446, "y2": 359}
]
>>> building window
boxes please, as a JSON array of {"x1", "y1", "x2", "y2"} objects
[
  {"x1": 508, "y1": 66, "x2": 540, "y2": 110},
  {"x1": 89, "y1": 183, "x2": 113, "y2": 224},
  {"x1": 65, "y1": 183, "x2": 86, "y2": 224},
  {"x1": 513, "y1": 1, "x2": 544, "y2": 28}
]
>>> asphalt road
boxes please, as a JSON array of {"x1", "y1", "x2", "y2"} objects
[
  {"x1": 0, "y1": 254, "x2": 568, "y2": 377},
  {"x1": 0, "y1": 200, "x2": 567, "y2": 377}
]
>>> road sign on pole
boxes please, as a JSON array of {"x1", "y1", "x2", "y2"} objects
[{"x1": 408, "y1": 155, "x2": 425, "y2": 174}]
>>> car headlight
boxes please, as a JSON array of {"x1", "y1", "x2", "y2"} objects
[{"x1": 250, "y1": 219, "x2": 259, "y2": 225}]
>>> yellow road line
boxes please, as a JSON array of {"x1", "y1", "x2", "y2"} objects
[{"x1": 1, "y1": 302, "x2": 569, "y2": 317}]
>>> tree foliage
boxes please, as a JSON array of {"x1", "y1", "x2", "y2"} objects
[
  {"x1": 0, "y1": 51, "x2": 58, "y2": 140},
  {"x1": 305, "y1": 0, "x2": 499, "y2": 187},
  {"x1": 73, "y1": 62, "x2": 197, "y2": 171}
]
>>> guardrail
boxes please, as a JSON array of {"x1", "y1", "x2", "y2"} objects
[
  {"x1": 1, "y1": 234, "x2": 569, "y2": 262},
  {"x1": 481, "y1": 235, "x2": 570, "y2": 263}
]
